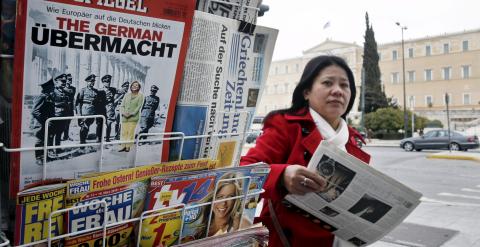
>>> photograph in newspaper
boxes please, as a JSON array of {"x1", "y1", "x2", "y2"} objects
[
  {"x1": 170, "y1": 11, "x2": 278, "y2": 167},
  {"x1": 285, "y1": 141, "x2": 422, "y2": 246},
  {"x1": 315, "y1": 155, "x2": 355, "y2": 202},
  {"x1": 348, "y1": 194, "x2": 392, "y2": 224},
  {"x1": 11, "y1": 0, "x2": 196, "y2": 193}
]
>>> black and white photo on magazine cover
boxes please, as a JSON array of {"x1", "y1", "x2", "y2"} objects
[
  {"x1": 17, "y1": 0, "x2": 186, "y2": 189},
  {"x1": 348, "y1": 194, "x2": 392, "y2": 223},
  {"x1": 315, "y1": 155, "x2": 356, "y2": 202}
]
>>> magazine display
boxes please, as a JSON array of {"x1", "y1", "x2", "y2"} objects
[
  {"x1": 171, "y1": 11, "x2": 277, "y2": 167},
  {"x1": 140, "y1": 163, "x2": 270, "y2": 246},
  {"x1": 14, "y1": 182, "x2": 66, "y2": 246},
  {"x1": 285, "y1": 141, "x2": 422, "y2": 246},
  {"x1": 11, "y1": 0, "x2": 196, "y2": 194}
]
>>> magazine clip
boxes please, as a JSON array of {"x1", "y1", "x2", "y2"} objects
[
  {"x1": 134, "y1": 132, "x2": 186, "y2": 166},
  {"x1": 44, "y1": 115, "x2": 107, "y2": 178},
  {"x1": 0, "y1": 233, "x2": 9, "y2": 247},
  {"x1": 238, "y1": 21, "x2": 256, "y2": 35},
  {"x1": 206, "y1": 0, "x2": 259, "y2": 35}
]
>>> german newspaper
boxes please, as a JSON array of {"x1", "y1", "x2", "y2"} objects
[
  {"x1": 171, "y1": 11, "x2": 277, "y2": 167},
  {"x1": 285, "y1": 141, "x2": 422, "y2": 247}
]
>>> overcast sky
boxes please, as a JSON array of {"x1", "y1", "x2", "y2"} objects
[{"x1": 257, "y1": 0, "x2": 480, "y2": 61}]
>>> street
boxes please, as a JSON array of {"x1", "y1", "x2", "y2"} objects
[{"x1": 366, "y1": 147, "x2": 480, "y2": 247}]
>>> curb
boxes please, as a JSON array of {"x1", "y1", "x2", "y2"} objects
[{"x1": 426, "y1": 153, "x2": 480, "y2": 162}]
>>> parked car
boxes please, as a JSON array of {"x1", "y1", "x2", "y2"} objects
[
  {"x1": 399, "y1": 130, "x2": 479, "y2": 151},
  {"x1": 245, "y1": 131, "x2": 261, "y2": 144}
]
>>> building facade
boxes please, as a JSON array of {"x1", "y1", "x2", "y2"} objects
[
  {"x1": 379, "y1": 29, "x2": 480, "y2": 130},
  {"x1": 259, "y1": 29, "x2": 480, "y2": 131}
]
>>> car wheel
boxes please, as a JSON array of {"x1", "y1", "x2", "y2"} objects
[
  {"x1": 449, "y1": 142, "x2": 460, "y2": 151},
  {"x1": 403, "y1": 142, "x2": 414, "y2": 151}
]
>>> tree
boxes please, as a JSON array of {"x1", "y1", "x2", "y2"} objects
[
  {"x1": 365, "y1": 107, "x2": 430, "y2": 135},
  {"x1": 359, "y1": 12, "x2": 388, "y2": 113}
]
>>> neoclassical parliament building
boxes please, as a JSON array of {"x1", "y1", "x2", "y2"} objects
[{"x1": 259, "y1": 28, "x2": 480, "y2": 132}]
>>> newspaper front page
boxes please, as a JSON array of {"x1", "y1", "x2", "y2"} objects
[
  {"x1": 285, "y1": 141, "x2": 422, "y2": 247},
  {"x1": 171, "y1": 11, "x2": 277, "y2": 167}
]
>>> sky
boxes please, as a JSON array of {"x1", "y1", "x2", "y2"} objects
[{"x1": 257, "y1": 0, "x2": 480, "y2": 61}]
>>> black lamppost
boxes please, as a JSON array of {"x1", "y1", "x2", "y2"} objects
[{"x1": 396, "y1": 22, "x2": 408, "y2": 138}]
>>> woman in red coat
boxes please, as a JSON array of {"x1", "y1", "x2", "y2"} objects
[{"x1": 241, "y1": 55, "x2": 370, "y2": 247}]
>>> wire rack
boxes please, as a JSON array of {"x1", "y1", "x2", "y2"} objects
[{"x1": 0, "y1": 113, "x2": 264, "y2": 247}]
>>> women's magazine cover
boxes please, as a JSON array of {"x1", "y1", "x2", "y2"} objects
[
  {"x1": 140, "y1": 163, "x2": 270, "y2": 246},
  {"x1": 10, "y1": 0, "x2": 196, "y2": 196},
  {"x1": 64, "y1": 180, "x2": 148, "y2": 247}
]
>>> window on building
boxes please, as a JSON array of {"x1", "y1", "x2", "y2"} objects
[
  {"x1": 273, "y1": 84, "x2": 278, "y2": 94},
  {"x1": 442, "y1": 67, "x2": 451, "y2": 80},
  {"x1": 275, "y1": 67, "x2": 278, "y2": 75},
  {"x1": 425, "y1": 95, "x2": 433, "y2": 107},
  {"x1": 463, "y1": 93, "x2": 471, "y2": 105},
  {"x1": 285, "y1": 65, "x2": 289, "y2": 74},
  {"x1": 391, "y1": 72, "x2": 399, "y2": 84},
  {"x1": 392, "y1": 50, "x2": 398, "y2": 60},
  {"x1": 378, "y1": 52, "x2": 382, "y2": 61},
  {"x1": 295, "y1": 64, "x2": 299, "y2": 72},
  {"x1": 408, "y1": 48, "x2": 414, "y2": 58},
  {"x1": 463, "y1": 40, "x2": 469, "y2": 51},
  {"x1": 443, "y1": 43, "x2": 449, "y2": 54},
  {"x1": 424, "y1": 69, "x2": 433, "y2": 81},
  {"x1": 408, "y1": 71, "x2": 415, "y2": 82},
  {"x1": 426, "y1": 45, "x2": 431, "y2": 56},
  {"x1": 462, "y1": 65, "x2": 471, "y2": 79}
]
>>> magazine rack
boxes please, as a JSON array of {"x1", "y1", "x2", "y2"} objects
[
  {"x1": 5, "y1": 177, "x2": 264, "y2": 247},
  {"x1": 0, "y1": 112, "x2": 265, "y2": 247}
]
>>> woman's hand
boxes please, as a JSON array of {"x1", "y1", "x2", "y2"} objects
[{"x1": 282, "y1": 165, "x2": 327, "y2": 195}]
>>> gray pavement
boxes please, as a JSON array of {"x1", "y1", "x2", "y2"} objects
[
  {"x1": 243, "y1": 140, "x2": 480, "y2": 246},
  {"x1": 365, "y1": 143, "x2": 480, "y2": 247}
]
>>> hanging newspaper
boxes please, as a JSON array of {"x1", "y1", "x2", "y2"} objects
[
  {"x1": 10, "y1": 0, "x2": 196, "y2": 194},
  {"x1": 196, "y1": 0, "x2": 262, "y2": 24},
  {"x1": 285, "y1": 141, "x2": 422, "y2": 247},
  {"x1": 171, "y1": 11, "x2": 277, "y2": 167}
]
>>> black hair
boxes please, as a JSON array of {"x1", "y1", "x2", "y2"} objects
[{"x1": 266, "y1": 55, "x2": 356, "y2": 121}]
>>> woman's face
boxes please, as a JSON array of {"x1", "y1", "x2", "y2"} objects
[
  {"x1": 303, "y1": 65, "x2": 351, "y2": 126},
  {"x1": 131, "y1": 82, "x2": 140, "y2": 92},
  {"x1": 213, "y1": 184, "x2": 237, "y2": 220}
]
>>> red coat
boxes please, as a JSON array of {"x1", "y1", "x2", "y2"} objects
[{"x1": 241, "y1": 111, "x2": 370, "y2": 247}]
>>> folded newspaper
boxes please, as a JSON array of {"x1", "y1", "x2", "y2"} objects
[{"x1": 285, "y1": 141, "x2": 422, "y2": 247}]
